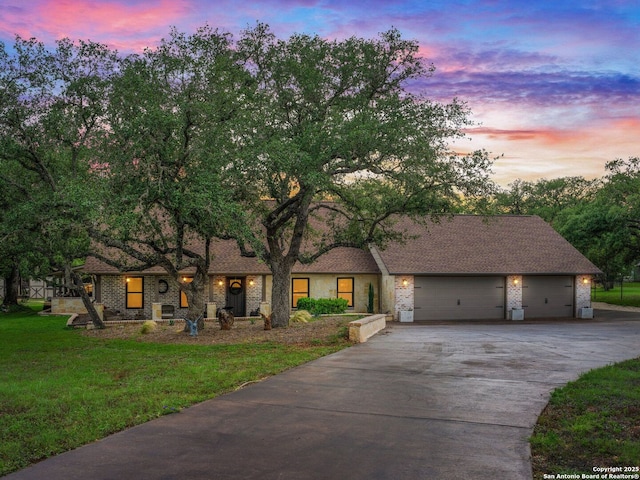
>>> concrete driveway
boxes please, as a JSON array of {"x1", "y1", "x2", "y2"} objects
[{"x1": 6, "y1": 309, "x2": 640, "y2": 480}]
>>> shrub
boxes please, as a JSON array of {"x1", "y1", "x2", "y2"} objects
[
  {"x1": 295, "y1": 297, "x2": 315, "y2": 312},
  {"x1": 290, "y1": 310, "x2": 312, "y2": 323},
  {"x1": 140, "y1": 320, "x2": 158, "y2": 334},
  {"x1": 367, "y1": 282, "x2": 374, "y2": 313},
  {"x1": 296, "y1": 297, "x2": 349, "y2": 315}
]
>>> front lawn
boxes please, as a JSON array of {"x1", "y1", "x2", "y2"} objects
[
  {"x1": 530, "y1": 358, "x2": 640, "y2": 479},
  {"x1": 0, "y1": 304, "x2": 352, "y2": 476},
  {"x1": 592, "y1": 282, "x2": 640, "y2": 307}
]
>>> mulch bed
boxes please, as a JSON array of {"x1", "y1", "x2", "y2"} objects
[{"x1": 80, "y1": 316, "x2": 352, "y2": 346}]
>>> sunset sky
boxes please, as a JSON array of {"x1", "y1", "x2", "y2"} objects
[{"x1": 1, "y1": 0, "x2": 638, "y2": 186}]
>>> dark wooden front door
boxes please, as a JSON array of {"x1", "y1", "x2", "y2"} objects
[{"x1": 225, "y1": 277, "x2": 246, "y2": 317}]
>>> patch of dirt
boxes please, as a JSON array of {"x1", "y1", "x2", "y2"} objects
[{"x1": 81, "y1": 316, "x2": 355, "y2": 346}]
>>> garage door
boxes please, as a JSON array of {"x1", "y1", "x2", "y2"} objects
[
  {"x1": 414, "y1": 277, "x2": 505, "y2": 321},
  {"x1": 522, "y1": 276, "x2": 574, "y2": 318}
]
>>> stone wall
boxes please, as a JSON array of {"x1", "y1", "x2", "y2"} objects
[
  {"x1": 394, "y1": 276, "x2": 414, "y2": 317},
  {"x1": 506, "y1": 275, "x2": 523, "y2": 312},
  {"x1": 245, "y1": 276, "x2": 263, "y2": 315},
  {"x1": 100, "y1": 275, "x2": 129, "y2": 313},
  {"x1": 379, "y1": 275, "x2": 396, "y2": 317},
  {"x1": 51, "y1": 297, "x2": 104, "y2": 320},
  {"x1": 575, "y1": 275, "x2": 593, "y2": 311},
  {"x1": 100, "y1": 275, "x2": 213, "y2": 319}
]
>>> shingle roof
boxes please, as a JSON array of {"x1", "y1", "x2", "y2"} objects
[
  {"x1": 83, "y1": 215, "x2": 600, "y2": 277},
  {"x1": 83, "y1": 239, "x2": 380, "y2": 275},
  {"x1": 373, "y1": 215, "x2": 602, "y2": 275}
]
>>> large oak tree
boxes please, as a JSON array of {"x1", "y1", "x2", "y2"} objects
[
  {"x1": 0, "y1": 36, "x2": 117, "y2": 326},
  {"x1": 89, "y1": 26, "x2": 248, "y2": 328},
  {"x1": 230, "y1": 25, "x2": 494, "y2": 327}
]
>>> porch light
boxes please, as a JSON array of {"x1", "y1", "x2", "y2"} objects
[
  {"x1": 402, "y1": 279, "x2": 409, "y2": 287},
  {"x1": 218, "y1": 280, "x2": 223, "y2": 286},
  {"x1": 125, "y1": 277, "x2": 131, "y2": 283},
  {"x1": 583, "y1": 278, "x2": 590, "y2": 284},
  {"x1": 249, "y1": 279, "x2": 255, "y2": 286},
  {"x1": 513, "y1": 278, "x2": 519, "y2": 285}
]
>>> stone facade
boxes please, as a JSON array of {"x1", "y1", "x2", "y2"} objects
[
  {"x1": 51, "y1": 297, "x2": 104, "y2": 320},
  {"x1": 394, "y1": 276, "x2": 414, "y2": 317},
  {"x1": 575, "y1": 275, "x2": 593, "y2": 312},
  {"x1": 95, "y1": 272, "x2": 596, "y2": 321},
  {"x1": 245, "y1": 276, "x2": 263, "y2": 315},
  {"x1": 99, "y1": 275, "x2": 211, "y2": 319},
  {"x1": 263, "y1": 273, "x2": 380, "y2": 313},
  {"x1": 211, "y1": 275, "x2": 227, "y2": 308},
  {"x1": 506, "y1": 275, "x2": 523, "y2": 312}
]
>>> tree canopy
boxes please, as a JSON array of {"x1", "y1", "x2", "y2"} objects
[
  {"x1": 555, "y1": 157, "x2": 640, "y2": 285},
  {"x1": 227, "y1": 25, "x2": 494, "y2": 326},
  {"x1": 89, "y1": 26, "x2": 249, "y2": 327},
  {"x1": 0, "y1": 36, "x2": 118, "y2": 324},
  {"x1": 10, "y1": 25, "x2": 639, "y2": 328},
  {"x1": 492, "y1": 160, "x2": 640, "y2": 286},
  {"x1": 0, "y1": 25, "x2": 503, "y2": 327}
]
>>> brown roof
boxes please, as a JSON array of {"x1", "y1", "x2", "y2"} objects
[
  {"x1": 373, "y1": 215, "x2": 601, "y2": 275},
  {"x1": 83, "y1": 238, "x2": 380, "y2": 275},
  {"x1": 84, "y1": 215, "x2": 600, "y2": 277}
]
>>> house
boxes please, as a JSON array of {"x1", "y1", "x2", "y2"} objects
[
  {"x1": 82, "y1": 241, "x2": 381, "y2": 320},
  {"x1": 81, "y1": 215, "x2": 601, "y2": 322}
]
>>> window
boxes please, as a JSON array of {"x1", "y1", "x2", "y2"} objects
[
  {"x1": 126, "y1": 277, "x2": 143, "y2": 309},
  {"x1": 180, "y1": 277, "x2": 193, "y2": 308},
  {"x1": 292, "y1": 278, "x2": 310, "y2": 308},
  {"x1": 337, "y1": 277, "x2": 354, "y2": 307}
]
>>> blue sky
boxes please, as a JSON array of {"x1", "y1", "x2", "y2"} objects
[{"x1": 1, "y1": 0, "x2": 638, "y2": 185}]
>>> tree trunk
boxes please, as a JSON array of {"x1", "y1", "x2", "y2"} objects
[
  {"x1": 1, "y1": 264, "x2": 20, "y2": 307},
  {"x1": 69, "y1": 270, "x2": 105, "y2": 329},
  {"x1": 182, "y1": 278, "x2": 206, "y2": 331},
  {"x1": 270, "y1": 260, "x2": 292, "y2": 328}
]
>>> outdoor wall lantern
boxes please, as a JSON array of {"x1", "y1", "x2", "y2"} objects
[
  {"x1": 125, "y1": 277, "x2": 131, "y2": 283},
  {"x1": 513, "y1": 278, "x2": 519, "y2": 285},
  {"x1": 402, "y1": 279, "x2": 409, "y2": 287},
  {"x1": 218, "y1": 280, "x2": 223, "y2": 286},
  {"x1": 583, "y1": 277, "x2": 590, "y2": 284},
  {"x1": 249, "y1": 279, "x2": 255, "y2": 286}
]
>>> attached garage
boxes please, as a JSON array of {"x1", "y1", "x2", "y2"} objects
[
  {"x1": 414, "y1": 276, "x2": 505, "y2": 321},
  {"x1": 522, "y1": 276, "x2": 574, "y2": 318},
  {"x1": 372, "y1": 215, "x2": 601, "y2": 321}
]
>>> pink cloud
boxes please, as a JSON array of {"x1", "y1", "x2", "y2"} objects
[
  {"x1": 0, "y1": 0, "x2": 194, "y2": 51},
  {"x1": 460, "y1": 117, "x2": 640, "y2": 185},
  {"x1": 466, "y1": 127, "x2": 585, "y2": 145}
]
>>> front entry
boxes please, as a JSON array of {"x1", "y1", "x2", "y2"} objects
[{"x1": 225, "y1": 277, "x2": 246, "y2": 317}]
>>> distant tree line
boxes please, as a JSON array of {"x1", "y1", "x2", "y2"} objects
[{"x1": 487, "y1": 158, "x2": 640, "y2": 288}]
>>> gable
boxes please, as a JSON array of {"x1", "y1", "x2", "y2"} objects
[
  {"x1": 83, "y1": 215, "x2": 600, "y2": 277},
  {"x1": 373, "y1": 215, "x2": 601, "y2": 275}
]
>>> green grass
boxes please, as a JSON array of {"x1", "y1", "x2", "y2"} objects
[
  {"x1": 592, "y1": 281, "x2": 640, "y2": 307},
  {"x1": 530, "y1": 358, "x2": 640, "y2": 479},
  {"x1": 0, "y1": 304, "x2": 351, "y2": 476}
]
